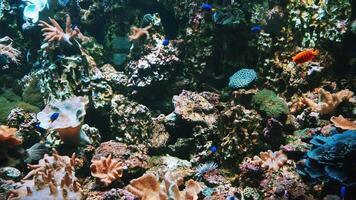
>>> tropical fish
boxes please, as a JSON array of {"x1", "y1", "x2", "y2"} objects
[
  {"x1": 25, "y1": 143, "x2": 48, "y2": 163},
  {"x1": 201, "y1": 3, "x2": 213, "y2": 12},
  {"x1": 162, "y1": 39, "x2": 170, "y2": 46},
  {"x1": 340, "y1": 186, "x2": 346, "y2": 200},
  {"x1": 251, "y1": 25, "x2": 263, "y2": 33},
  {"x1": 210, "y1": 146, "x2": 217, "y2": 153},
  {"x1": 49, "y1": 112, "x2": 60, "y2": 122},
  {"x1": 292, "y1": 49, "x2": 319, "y2": 64}
]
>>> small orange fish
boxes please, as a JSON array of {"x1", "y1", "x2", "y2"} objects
[{"x1": 292, "y1": 49, "x2": 319, "y2": 64}]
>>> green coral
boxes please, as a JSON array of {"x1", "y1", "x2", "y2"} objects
[
  {"x1": 0, "y1": 90, "x2": 39, "y2": 123},
  {"x1": 252, "y1": 89, "x2": 289, "y2": 117}
]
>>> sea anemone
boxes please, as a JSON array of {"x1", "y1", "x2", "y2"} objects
[{"x1": 195, "y1": 162, "x2": 218, "y2": 177}]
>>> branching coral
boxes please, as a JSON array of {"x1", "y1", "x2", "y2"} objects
[
  {"x1": 37, "y1": 96, "x2": 89, "y2": 145},
  {"x1": 252, "y1": 150, "x2": 288, "y2": 171},
  {"x1": 39, "y1": 15, "x2": 88, "y2": 45},
  {"x1": 90, "y1": 154, "x2": 123, "y2": 186},
  {"x1": 330, "y1": 115, "x2": 356, "y2": 130},
  {"x1": 128, "y1": 24, "x2": 152, "y2": 41},
  {"x1": 127, "y1": 172, "x2": 201, "y2": 200},
  {"x1": 302, "y1": 88, "x2": 354, "y2": 115},
  {"x1": 0, "y1": 36, "x2": 21, "y2": 64},
  {"x1": 8, "y1": 150, "x2": 83, "y2": 199}
]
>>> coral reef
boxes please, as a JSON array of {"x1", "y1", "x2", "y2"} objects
[
  {"x1": 37, "y1": 96, "x2": 89, "y2": 145},
  {"x1": 252, "y1": 89, "x2": 289, "y2": 117},
  {"x1": 90, "y1": 154, "x2": 123, "y2": 186},
  {"x1": 127, "y1": 172, "x2": 201, "y2": 200},
  {"x1": 303, "y1": 88, "x2": 354, "y2": 115},
  {"x1": 8, "y1": 151, "x2": 82, "y2": 199}
]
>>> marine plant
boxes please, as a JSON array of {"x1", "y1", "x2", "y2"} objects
[
  {"x1": 228, "y1": 68, "x2": 257, "y2": 89},
  {"x1": 252, "y1": 89, "x2": 289, "y2": 117}
]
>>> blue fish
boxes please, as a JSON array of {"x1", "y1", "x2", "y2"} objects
[
  {"x1": 210, "y1": 146, "x2": 217, "y2": 153},
  {"x1": 50, "y1": 112, "x2": 60, "y2": 122},
  {"x1": 35, "y1": 123, "x2": 46, "y2": 133},
  {"x1": 251, "y1": 25, "x2": 263, "y2": 33},
  {"x1": 340, "y1": 186, "x2": 346, "y2": 200},
  {"x1": 162, "y1": 39, "x2": 170, "y2": 46},
  {"x1": 201, "y1": 3, "x2": 213, "y2": 12}
]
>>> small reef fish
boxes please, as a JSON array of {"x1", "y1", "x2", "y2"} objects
[
  {"x1": 201, "y1": 3, "x2": 214, "y2": 12},
  {"x1": 49, "y1": 112, "x2": 60, "y2": 122},
  {"x1": 292, "y1": 49, "x2": 319, "y2": 64},
  {"x1": 340, "y1": 186, "x2": 346, "y2": 200},
  {"x1": 162, "y1": 39, "x2": 170, "y2": 46},
  {"x1": 210, "y1": 146, "x2": 217, "y2": 153},
  {"x1": 251, "y1": 25, "x2": 263, "y2": 33},
  {"x1": 25, "y1": 143, "x2": 48, "y2": 163}
]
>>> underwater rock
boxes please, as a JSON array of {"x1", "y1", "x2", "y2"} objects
[
  {"x1": 92, "y1": 141, "x2": 150, "y2": 174},
  {"x1": 148, "y1": 155, "x2": 192, "y2": 178},
  {"x1": 37, "y1": 96, "x2": 89, "y2": 145},
  {"x1": 172, "y1": 90, "x2": 219, "y2": 127},
  {"x1": 8, "y1": 151, "x2": 83, "y2": 200},
  {"x1": 7, "y1": 108, "x2": 40, "y2": 147},
  {"x1": 126, "y1": 35, "x2": 180, "y2": 91},
  {"x1": 100, "y1": 64, "x2": 129, "y2": 91},
  {"x1": 110, "y1": 94, "x2": 160, "y2": 146},
  {"x1": 87, "y1": 188, "x2": 136, "y2": 200}
]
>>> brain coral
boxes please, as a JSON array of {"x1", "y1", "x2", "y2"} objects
[
  {"x1": 228, "y1": 68, "x2": 257, "y2": 89},
  {"x1": 252, "y1": 89, "x2": 289, "y2": 117}
]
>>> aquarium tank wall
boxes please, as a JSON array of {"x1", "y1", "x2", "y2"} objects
[{"x1": 0, "y1": 0, "x2": 355, "y2": 199}]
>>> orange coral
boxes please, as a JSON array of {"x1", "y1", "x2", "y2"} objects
[
  {"x1": 0, "y1": 125, "x2": 22, "y2": 146},
  {"x1": 90, "y1": 154, "x2": 123, "y2": 186},
  {"x1": 128, "y1": 24, "x2": 152, "y2": 41},
  {"x1": 303, "y1": 88, "x2": 354, "y2": 115},
  {"x1": 39, "y1": 15, "x2": 88, "y2": 44},
  {"x1": 127, "y1": 172, "x2": 201, "y2": 200},
  {"x1": 330, "y1": 115, "x2": 356, "y2": 130},
  {"x1": 8, "y1": 150, "x2": 82, "y2": 200},
  {"x1": 253, "y1": 150, "x2": 288, "y2": 171}
]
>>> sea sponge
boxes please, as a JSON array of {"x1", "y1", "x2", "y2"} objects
[
  {"x1": 228, "y1": 68, "x2": 257, "y2": 89},
  {"x1": 253, "y1": 150, "x2": 288, "y2": 171},
  {"x1": 330, "y1": 115, "x2": 356, "y2": 130},
  {"x1": 8, "y1": 150, "x2": 83, "y2": 200},
  {"x1": 303, "y1": 88, "x2": 354, "y2": 115},
  {"x1": 90, "y1": 154, "x2": 123, "y2": 186},
  {"x1": 37, "y1": 96, "x2": 89, "y2": 145},
  {"x1": 252, "y1": 89, "x2": 289, "y2": 117},
  {"x1": 127, "y1": 172, "x2": 201, "y2": 200}
]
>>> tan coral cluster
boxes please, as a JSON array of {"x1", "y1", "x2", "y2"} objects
[
  {"x1": 8, "y1": 150, "x2": 83, "y2": 200},
  {"x1": 330, "y1": 115, "x2": 356, "y2": 130},
  {"x1": 303, "y1": 88, "x2": 354, "y2": 115},
  {"x1": 253, "y1": 150, "x2": 288, "y2": 171},
  {"x1": 90, "y1": 154, "x2": 123, "y2": 186},
  {"x1": 129, "y1": 24, "x2": 153, "y2": 41},
  {"x1": 127, "y1": 172, "x2": 201, "y2": 200}
]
